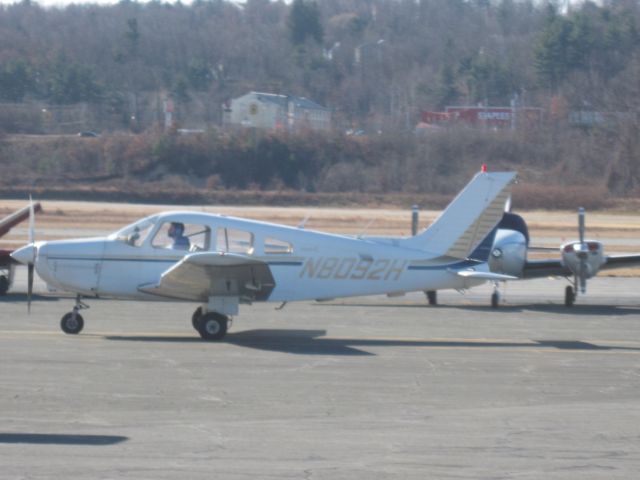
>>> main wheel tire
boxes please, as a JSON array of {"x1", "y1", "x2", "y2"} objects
[
  {"x1": 197, "y1": 312, "x2": 228, "y2": 341},
  {"x1": 491, "y1": 292, "x2": 499, "y2": 309},
  {"x1": 565, "y1": 286, "x2": 575, "y2": 307},
  {"x1": 0, "y1": 275, "x2": 9, "y2": 295},
  {"x1": 61, "y1": 312, "x2": 84, "y2": 334},
  {"x1": 191, "y1": 307, "x2": 203, "y2": 331},
  {"x1": 426, "y1": 290, "x2": 437, "y2": 306}
]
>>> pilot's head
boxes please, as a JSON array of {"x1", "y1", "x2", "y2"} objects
[{"x1": 168, "y1": 222, "x2": 184, "y2": 238}]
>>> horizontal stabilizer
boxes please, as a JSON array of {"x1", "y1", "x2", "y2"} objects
[{"x1": 456, "y1": 270, "x2": 517, "y2": 281}]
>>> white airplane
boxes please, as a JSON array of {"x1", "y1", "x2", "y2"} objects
[{"x1": 11, "y1": 169, "x2": 517, "y2": 340}]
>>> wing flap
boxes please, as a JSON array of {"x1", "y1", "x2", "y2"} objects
[{"x1": 139, "y1": 252, "x2": 275, "y2": 302}]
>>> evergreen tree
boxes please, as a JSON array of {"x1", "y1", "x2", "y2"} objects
[
  {"x1": 434, "y1": 64, "x2": 459, "y2": 109},
  {"x1": 0, "y1": 60, "x2": 33, "y2": 102},
  {"x1": 287, "y1": 0, "x2": 323, "y2": 45}
]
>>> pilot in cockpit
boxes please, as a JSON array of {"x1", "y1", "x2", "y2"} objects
[{"x1": 168, "y1": 222, "x2": 190, "y2": 250}]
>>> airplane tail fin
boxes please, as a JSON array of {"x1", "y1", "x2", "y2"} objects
[{"x1": 401, "y1": 171, "x2": 516, "y2": 259}]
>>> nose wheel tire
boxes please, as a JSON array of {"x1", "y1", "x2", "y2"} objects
[
  {"x1": 564, "y1": 285, "x2": 575, "y2": 307},
  {"x1": 61, "y1": 312, "x2": 84, "y2": 334},
  {"x1": 197, "y1": 312, "x2": 228, "y2": 341}
]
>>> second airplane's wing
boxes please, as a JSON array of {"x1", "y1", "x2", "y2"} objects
[
  {"x1": 523, "y1": 254, "x2": 640, "y2": 279},
  {"x1": 138, "y1": 252, "x2": 275, "y2": 302},
  {"x1": 601, "y1": 254, "x2": 640, "y2": 270},
  {"x1": 521, "y1": 259, "x2": 569, "y2": 278}
]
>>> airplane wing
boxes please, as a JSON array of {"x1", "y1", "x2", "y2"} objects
[
  {"x1": 601, "y1": 254, "x2": 640, "y2": 270},
  {"x1": 522, "y1": 254, "x2": 640, "y2": 279},
  {"x1": 138, "y1": 252, "x2": 276, "y2": 302},
  {"x1": 456, "y1": 270, "x2": 517, "y2": 281}
]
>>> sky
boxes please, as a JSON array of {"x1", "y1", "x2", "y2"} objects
[
  {"x1": 1, "y1": 0, "x2": 248, "y2": 6},
  {"x1": 0, "y1": 0, "x2": 593, "y2": 9},
  {"x1": 0, "y1": 0, "x2": 595, "y2": 11}
]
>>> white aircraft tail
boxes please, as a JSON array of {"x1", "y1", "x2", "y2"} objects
[{"x1": 401, "y1": 171, "x2": 516, "y2": 259}]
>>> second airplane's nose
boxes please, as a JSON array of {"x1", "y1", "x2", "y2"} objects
[{"x1": 11, "y1": 244, "x2": 36, "y2": 265}]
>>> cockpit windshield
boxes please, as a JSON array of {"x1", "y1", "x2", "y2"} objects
[{"x1": 109, "y1": 215, "x2": 159, "y2": 247}]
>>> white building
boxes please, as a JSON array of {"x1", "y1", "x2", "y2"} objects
[{"x1": 225, "y1": 92, "x2": 331, "y2": 132}]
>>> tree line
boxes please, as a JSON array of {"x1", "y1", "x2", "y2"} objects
[
  {"x1": 2, "y1": 0, "x2": 640, "y2": 199},
  {"x1": 1, "y1": 0, "x2": 640, "y2": 128}
]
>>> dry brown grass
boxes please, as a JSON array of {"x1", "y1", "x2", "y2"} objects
[{"x1": 3, "y1": 197, "x2": 640, "y2": 277}]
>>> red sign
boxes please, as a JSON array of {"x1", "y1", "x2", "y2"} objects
[{"x1": 446, "y1": 106, "x2": 543, "y2": 128}]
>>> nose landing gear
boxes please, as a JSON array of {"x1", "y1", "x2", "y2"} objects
[
  {"x1": 60, "y1": 295, "x2": 89, "y2": 334},
  {"x1": 565, "y1": 284, "x2": 576, "y2": 307},
  {"x1": 490, "y1": 282, "x2": 501, "y2": 308}
]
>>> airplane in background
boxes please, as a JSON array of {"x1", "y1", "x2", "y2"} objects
[
  {"x1": 415, "y1": 206, "x2": 640, "y2": 308},
  {"x1": 0, "y1": 202, "x2": 42, "y2": 295},
  {"x1": 11, "y1": 169, "x2": 517, "y2": 340}
]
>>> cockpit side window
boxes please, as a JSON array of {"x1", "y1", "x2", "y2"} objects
[
  {"x1": 111, "y1": 217, "x2": 158, "y2": 247},
  {"x1": 216, "y1": 228, "x2": 254, "y2": 254},
  {"x1": 264, "y1": 237, "x2": 293, "y2": 255},
  {"x1": 151, "y1": 222, "x2": 211, "y2": 251}
]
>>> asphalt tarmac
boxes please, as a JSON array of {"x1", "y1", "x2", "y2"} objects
[{"x1": 2, "y1": 272, "x2": 640, "y2": 479}]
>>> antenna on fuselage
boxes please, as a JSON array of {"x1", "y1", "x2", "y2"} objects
[
  {"x1": 297, "y1": 214, "x2": 310, "y2": 229},
  {"x1": 356, "y1": 218, "x2": 376, "y2": 238}
]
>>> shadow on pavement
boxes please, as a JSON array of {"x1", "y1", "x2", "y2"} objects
[
  {"x1": 0, "y1": 433, "x2": 128, "y2": 445},
  {"x1": 319, "y1": 302, "x2": 640, "y2": 316},
  {"x1": 104, "y1": 328, "x2": 640, "y2": 356}
]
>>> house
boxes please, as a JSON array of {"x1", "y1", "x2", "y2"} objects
[{"x1": 224, "y1": 92, "x2": 331, "y2": 132}]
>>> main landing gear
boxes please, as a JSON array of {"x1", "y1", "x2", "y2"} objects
[
  {"x1": 60, "y1": 295, "x2": 89, "y2": 334},
  {"x1": 425, "y1": 290, "x2": 437, "y2": 306},
  {"x1": 191, "y1": 306, "x2": 230, "y2": 341},
  {"x1": 0, "y1": 275, "x2": 9, "y2": 295},
  {"x1": 490, "y1": 282, "x2": 501, "y2": 309},
  {"x1": 58, "y1": 298, "x2": 231, "y2": 341}
]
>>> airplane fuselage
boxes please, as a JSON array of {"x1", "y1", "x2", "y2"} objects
[{"x1": 32, "y1": 211, "x2": 486, "y2": 302}]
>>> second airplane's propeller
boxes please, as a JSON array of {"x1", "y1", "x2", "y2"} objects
[{"x1": 576, "y1": 207, "x2": 589, "y2": 294}]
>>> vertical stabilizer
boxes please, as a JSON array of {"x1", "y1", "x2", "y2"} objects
[{"x1": 401, "y1": 171, "x2": 516, "y2": 258}]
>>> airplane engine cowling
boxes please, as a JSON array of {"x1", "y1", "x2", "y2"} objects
[
  {"x1": 489, "y1": 229, "x2": 527, "y2": 277},
  {"x1": 561, "y1": 240, "x2": 605, "y2": 278}
]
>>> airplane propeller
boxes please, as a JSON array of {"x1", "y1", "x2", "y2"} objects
[{"x1": 576, "y1": 207, "x2": 588, "y2": 294}]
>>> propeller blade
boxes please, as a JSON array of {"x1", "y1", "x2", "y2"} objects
[
  {"x1": 504, "y1": 195, "x2": 512, "y2": 213},
  {"x1": 27, "y1": 262, "x2": 34, "y2": 314},
  {"x1": 578, "y1": 262, "x2": 587, "y2": 294},
  {"x1": 578, "y1": 207, "x2": 585, "y2": 245},
  {"x1": 28, "y1": 195, "x2": 35, "y2": 246}
]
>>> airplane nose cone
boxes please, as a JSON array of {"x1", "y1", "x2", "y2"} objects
[{"x1": 11, "y1": 244, "x2": 36, "y2": 265}]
